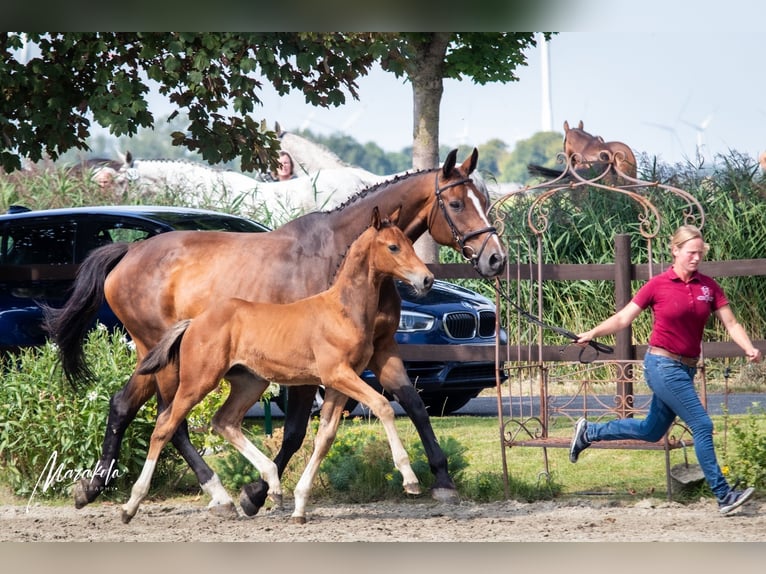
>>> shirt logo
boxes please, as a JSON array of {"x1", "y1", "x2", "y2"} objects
[{"x1": 697, "y1": 285, "x2": 714, "y2": 303}]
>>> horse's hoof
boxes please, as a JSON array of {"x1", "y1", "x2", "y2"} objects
[
  {"x1": 121, "y1": 509, "x2": 134, "y2": 524},
  {"x1": 290, "y1": 515, "x2": 307, "y2": 525},
  {"x1": 208, "y1": 501, "x2": 239, "y2": 520},
  {"x1": 73, "y1": 479, "x2": 99, "y2": 509},
  {"x1": 239, "y1": 490, "x2": 261, "y2": 517},
  {"x1": 403, "y1": 482, "x2": 422, "y2": 496},
  {"x1": 431, "y1": 487, "x2": 460, "y2": 503},
  {"x1": 239, "y1": 482, "x2": 269, "y2": 516}
]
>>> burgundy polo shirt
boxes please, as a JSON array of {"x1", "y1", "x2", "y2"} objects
[{"x1": 632, "y1": 266, "x2": 728, "y2": 358}]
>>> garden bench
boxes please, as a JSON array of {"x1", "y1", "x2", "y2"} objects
[{"x1": 497, "y1": 357, "x2": 705, "y2": 500}]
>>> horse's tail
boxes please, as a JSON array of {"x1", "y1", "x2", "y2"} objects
[
  {"x1": 43, "y1": 242, "x2": 131, "y2": 388},
  {"x1": 137, "y1": 320, "x2": 191, "y2": 375},
  {"x1": 527, "y1": 163, "x2": 566, "y2": 180}
]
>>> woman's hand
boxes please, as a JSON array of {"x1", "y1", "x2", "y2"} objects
[{"x1": 745, "y1": 347, "x2": 762, "y2": 363}]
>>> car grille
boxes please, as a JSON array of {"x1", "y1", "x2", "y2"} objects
[{"x1": 443, "y1": 310, "x2": 496, "y2": 340}]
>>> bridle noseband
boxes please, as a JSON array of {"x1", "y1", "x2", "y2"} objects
[{"x1": 429, "y1": 173, "x2": 498, "y2": 269}]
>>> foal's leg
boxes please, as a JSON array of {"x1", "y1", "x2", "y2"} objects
[
  {"x1": 74, "y1": 370, "x2": 155, "y2": 509},
  {"x1": 121, "y1": 375, "x2": 221, "y2": 523},
  {"x1": 291, "y1": 381, "x2": 419, "y2": 524},
  {"x1": 369, "y1": 338, "x2": 459, "y2": 502},
  {"x1": 291, "y1": 388, "x2": 347, "y2": 524},
  {"x1": 209, "y1": 375, "x2": 283, "y2": 516},
  {"x1": 239, "y1": 384, "x2": 316, "y2": 516},
  {"x1": 153, "y1": 368, "x2": 237, "y2": 518}
]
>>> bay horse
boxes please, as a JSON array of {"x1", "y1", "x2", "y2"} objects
[
  {"x1": 124, "y1": 207, "x2": 431, "y2": 524},
  {"x1": 563, "y1": 120, "x2": 638, "y2": 181},
  {"x1": 45, "y1": 148, "x2": 506, "y2": 518}
]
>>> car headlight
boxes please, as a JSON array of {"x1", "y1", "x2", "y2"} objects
[{"x1": 398, "y1": 310, "x2": 435, "y2": 332}]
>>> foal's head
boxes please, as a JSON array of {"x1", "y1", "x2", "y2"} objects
[{"x1": 366, "y1": 207, "x2": 434, "y2": 296}]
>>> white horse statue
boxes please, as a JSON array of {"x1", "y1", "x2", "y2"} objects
[{"x1": 104, "y1": 133, "x2": 388, "y2": 221}]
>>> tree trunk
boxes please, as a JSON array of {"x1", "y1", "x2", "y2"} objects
[{"x1": 408, "y1": 33, "x2": 450, "y2": 264}]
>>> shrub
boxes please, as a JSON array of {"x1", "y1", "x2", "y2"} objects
[
  {"x1": 725, "y1": 404, "x2": 766, "y2": 490},
  {"x1": 0, "y1": 326, "x2": 186, "y2": 500}
]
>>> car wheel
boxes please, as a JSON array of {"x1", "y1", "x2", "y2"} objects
[
  {"x1": 420, "y1": 392, "x2": 477, "y2": 416},
  {"x1": 275, "y1": 386, "x2": 359, "y2": 416}
]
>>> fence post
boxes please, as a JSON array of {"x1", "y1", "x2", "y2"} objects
[{"x1": 614, "y1": 234, "x2": 634, "y2": 416}]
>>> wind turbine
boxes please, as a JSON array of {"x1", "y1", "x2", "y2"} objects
[
  {"x1": 681, "y1": 111, "x2": 715, "y2": 163},
  {"x1": 643, "y1": 120, "x2": 685, "y2": 160},
  {"x1": 538, "y1": 32, "x2": 553, "y2": 132}
]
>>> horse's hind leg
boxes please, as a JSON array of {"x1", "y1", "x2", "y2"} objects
[
  {"x1": 154, "y1": 369, "x2": 236, "y2": 518},
  {"x1": 122, "y1": 371, "x2": 222, "y2": 523},
  {"x1": 74, "y1": 372, "x2": 155, "y2": 509},
  {"x1": 239, "y1": 384, "x2": 316, "y2": 516},
  {"x1": 210, "y1": 376, "x2": 282, "y2": 516},
  {"x1": 291, "y1": 389, "x2": 347, "y2": 524}
]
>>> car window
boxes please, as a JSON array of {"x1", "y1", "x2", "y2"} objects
[{"x1": 1, "y1": 223, "x2": 76, "y2": 265}]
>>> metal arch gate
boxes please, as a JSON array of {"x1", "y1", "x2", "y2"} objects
[{"x1": 487, "y1": 152, "x2": 707, "y2": 499}]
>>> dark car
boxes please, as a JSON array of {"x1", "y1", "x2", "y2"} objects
[
  {"x1": 1, "y1": 205, "x2": 504, "y2": 416},
  {"x1": 0, "y1": 205, "x2": 269, "y2": 351}
]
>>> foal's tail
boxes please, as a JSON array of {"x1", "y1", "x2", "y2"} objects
[
  {"x1": 43, "y1": 242, "x2": 130, "y2": 388},
  {"x1": 137, "y1": 320, "x2": 191, "y2": 375}
]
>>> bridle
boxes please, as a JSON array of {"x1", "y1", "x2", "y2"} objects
[
  {"x1": 428, "y1": 173, "x2": 498, "y2": 269},
  {"x1": 429, "y1": 174, "x2": 613, "y2": 362}
]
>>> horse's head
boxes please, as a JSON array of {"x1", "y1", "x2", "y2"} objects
[
  {"x1": 369, "y1": 206, "x2": 433, "y2": 295},
  {"x1": 426, "y1": 149, "x2": 506, "y2": 277},
  {"x1": 563, "y1": 120, "x2": 637, "y2": 179},
  {"x1": 563, "y1": 120, "x2": 606, "y2": 161}
]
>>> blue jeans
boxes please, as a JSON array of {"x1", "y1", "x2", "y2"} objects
[{"x1": 586, "y1": 353, "x2": 731, "y2": 501}]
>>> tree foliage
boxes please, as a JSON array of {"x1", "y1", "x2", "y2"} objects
[
  {"x1": 1, "y1": 32, "x2": 378, "y2": 173},
  {"x1": 500, "y1": 130, "x2": 563, "y2": 184},
  {"x1": 375, "y1": 33, "x2": 549, "y2": 169}
]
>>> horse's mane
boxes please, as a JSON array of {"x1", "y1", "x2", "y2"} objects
[
  {"x1": 327, "y1": 167, "x2": 489, "y2": 214},
  {"x1": 329, "y1": 169, "x2": 433, "y2": 213}
]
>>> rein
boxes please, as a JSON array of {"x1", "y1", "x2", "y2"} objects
[{"x1": 481, "y1": 277, "x2": 613, "y2": 363}]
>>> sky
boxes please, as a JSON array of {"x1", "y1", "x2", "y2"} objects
[
  {"x1": 230, "y1": 31, "x2": 763, "y2": 166},
  {"x1": 133, "y1": 1, "x2": 766, "y2": 167}
]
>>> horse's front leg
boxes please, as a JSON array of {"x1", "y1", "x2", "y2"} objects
[
  {"x1": 239, "y1": 384, "x2": 317, "y2": 516},
  {"x1": 368, "y1": 339, "x2": 459, "y2": 503}
]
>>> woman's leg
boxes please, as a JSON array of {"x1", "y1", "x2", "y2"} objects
[
  {"x1": 644, "y1": 356, "x2": 729, "y2": 500},
  {"x1": 585, "y1": 355, "x2": 678, "y2": 443}
]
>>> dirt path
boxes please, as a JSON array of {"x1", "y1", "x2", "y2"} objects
[{"x1": 2, "y1": 495, "x2": 764, "y2": 542}]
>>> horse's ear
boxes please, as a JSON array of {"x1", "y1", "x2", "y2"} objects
[
  {"x1": 563, "y1": 120, "x2": 570, "y2": 132},
  {"x1": 371, "y1": 206, "x2": 381, "y2": 230},
  {"x1": 578, "y1": 120, "x2": 584, "y2": 129},
  {"x1": 442, "y1": 149, "x2": 458, "y2": 177},
  {"x1": 460, "y1": 148, "x2": 479, "y2": 175}
]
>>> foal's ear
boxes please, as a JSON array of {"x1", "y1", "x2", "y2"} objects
[
  {"x1": 387, "y1": 205, "x2": 402, "y2": 226},
  {"x1": 578, "y1": 120, "x2": 584, "y2": 129},
  {"x1": 563, "y1": 120, "x2": 570, "y2": 132},
  {"x1": 370, "y1": 206, "x2": 382, "y2": 230}
]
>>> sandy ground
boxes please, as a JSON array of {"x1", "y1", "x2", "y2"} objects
[{"x1": 2, "y1": 494, "x2": 764, "y2": 542}]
